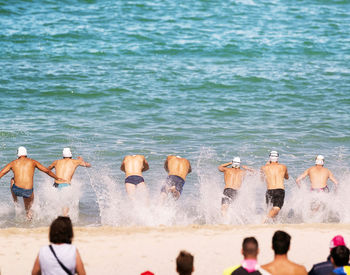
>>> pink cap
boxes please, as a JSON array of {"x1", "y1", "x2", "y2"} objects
[
  {"x1": 140, "y1": 272, "x2": 154, "y2": 275},
  {"x1": 330, "y1": 235, "x2": 346, "y2": 249}
]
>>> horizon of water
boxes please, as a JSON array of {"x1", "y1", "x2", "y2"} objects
[{"x1": 0, "y1": 0, "x2": 350, "y2": 228}]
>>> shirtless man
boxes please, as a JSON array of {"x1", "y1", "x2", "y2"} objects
[
  {"x1": 218, "y1": 157, "x2": 254, "y2": 216},
  {"x1": 261, "y1": 151, "x2": 289, "y2": 220},
  {"x1": 296, "y1": 155, "x2": 338, "y2": 192},
  {"x1": 161, "y1": 155, "x2": 191, "y2": 201},
  {"x1": 0, "y1": 146, "x2": 62, "y2": 219},
  {"x1": 48, "y1": 148, "x2": 91, "y2": 215},
  {"x1": 262, "y1": 230, "x2": 307, "y2": 275},
  {"x1": 120, "y1": 154, "x2": 149, "y2": 200}
]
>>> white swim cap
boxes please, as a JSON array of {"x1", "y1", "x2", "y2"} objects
[
  {"x1": 17, "y1": 146, "x2": 27, "y2": 157},
  {"x1": 63, "y1": 148, "x2": 72, "y2": 158},
  {"x1": 315, "y1": 155, "x2": 324, "y2": 166},
  {"x1": 269, "y1": 150, "x2": 279, "y2": 162},
  {"x1": 232, "y1": 157, "x2": 241, "y2": 168}
]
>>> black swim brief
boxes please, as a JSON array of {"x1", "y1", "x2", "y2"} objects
[
  {"x1": 266, "y1": 188, "x2": 285, "y2": 209},
  {"x1": 221, "y1": 188, "x2": 238, "y2": 205},
  {"x1": 11, "y1": 183, "x2": 33, "y2": 198},
  {"x1": 125, "y1": 175, "x2": 144, "y2": 185},
  {"x1": 161, "y1": 175, "x2": 185, "y2": 194}
]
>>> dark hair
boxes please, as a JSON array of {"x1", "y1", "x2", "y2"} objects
[
  {"x1": 331, "y1": 246, "x2": 350, "y2": 267},
  {"x1": 242, "y1": 237, "x2": 259, "y2": 257},
  {"x1": 176, "y1": 250, "x2": 194, "y2": 275},
  {"x1": 272, "y1": 230, "x2": 291, "y2": 255},
  {"x1": 49, "y1": 216, "x2": 74, "y2": 244}
]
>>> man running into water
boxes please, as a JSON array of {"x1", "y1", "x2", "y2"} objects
[
  {"x1": 160, "y1": 155, "x2": 191, "y2": 202},
  {"x1": 261, "y1": 151, "x2": 289, "y2": 221},
  {"x1": 218, "y1": 157, "x2": 254, "y2": 216},
  {"x1": 120, "y1": 154, "x2": 149, "y2": 200},
  {"x1": 48, "y1": 148, "x2": 91, "y2": 215},
  {"x1": 0, "y1": 146, "x2": 62, "y2": 219},
  {"x1": 296, "y1": 155, "x2": 338, "y2": 192}
]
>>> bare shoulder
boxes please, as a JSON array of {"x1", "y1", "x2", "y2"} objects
[{"x1": 294, "y1": 263, "x2": 307, "y2": 274}]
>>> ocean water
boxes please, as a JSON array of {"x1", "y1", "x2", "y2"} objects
[{"x1": 0, "y1": 0, "x2": 350, "y2": 227}]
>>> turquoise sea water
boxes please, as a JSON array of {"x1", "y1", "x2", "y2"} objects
[{"x1": 0, "y1": 0, "x2": 350, "y2": 227}]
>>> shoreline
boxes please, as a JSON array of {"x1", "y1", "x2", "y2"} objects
[{"x1": 1, "y1": 223, "x2": 349, "y2": 274}]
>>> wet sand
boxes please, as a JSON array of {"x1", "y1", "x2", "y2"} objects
[{"x1": 0, "y1": 223, "x2": 349, "y2": 274}]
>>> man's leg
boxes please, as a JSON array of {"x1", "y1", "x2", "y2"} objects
[
  {"x1": 23, "y1": 193, "x2": 34, "y2": 220},
  {"x1": 125, "y1": 183, "x2": 136, "y2": 201},
  {"x1": 268, "y1": 206, "x2": 280, "y2": 218}
]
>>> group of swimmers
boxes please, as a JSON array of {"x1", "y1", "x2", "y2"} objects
[
  {"x1": 0, "y1": 147, "x2": 339, "y2": 221},
  {"x1": 219, "y1": 151, "x2": 338, "y2": 220}
]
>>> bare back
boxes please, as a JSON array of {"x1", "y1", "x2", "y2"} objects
[
  {"x1": 261, "y1": 162, "x2": 289, "y2": 190},
  {"x1": 165, "y1": 156, "x2": 191, "y2": 180},
  {"x1": 121, "y1": 155, "x2": 149, "y2": 177},
  {"x1": 262, "y1": 258, "x2": 307, "y2": 275},
  {"x1": 52, "y1": 159, "x2": 82, "y2": 183},
  {"x1": 223, "y1": 168, "x2": 245, "y2": 190},
  {"x1": 307, "y1": 166, "x2": 332, "y2": 189},
  {"x1": 11, "y1": 158, "x2": 37, "y2": 189}
]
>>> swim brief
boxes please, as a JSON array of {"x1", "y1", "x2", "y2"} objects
[
  {"x1": 161, "y1": 175, "x2": 185, "y2": 194},
  {"x1": 221, "y1": 188, "x2": 238, "y2": 205},
  {"x1": 311, "y1": 186, "x2": 329, "y2": 193},
  {"x1": 266, "y1": 188, "x2": 285, "y2": 209},
  {"x1": 53, "y1": 183, "x2": 71, "y2": 189},
  {"x1": 125, "y1": 175, "x2": 144, "y2": 185},
  {"x1": 11, "y1": 183, "x2": 33, "y2": 198}
]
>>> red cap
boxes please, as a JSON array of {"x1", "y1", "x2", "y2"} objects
[
  {"x1": 330, "y1": 235, "x2": 346, "y2": 249},
  {"x1": 141, "y1": 272, "x2": 154, "y2": 275}
]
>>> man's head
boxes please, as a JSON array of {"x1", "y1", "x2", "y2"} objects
[
  {"x1": 315, "y1": 155, "x2": 325, "y2": 166},
  {"x1": 269, "y1": 151, "x2": 279, "y2": 163},
  {"x1": 331, "y1": 245, "x2": 350, "y2": 267},
  {"x1": 63, "y1": 148, "x2": 72, "y2": 158},
  {"x1": 242, "y1": 237, "x2": 259, "y2": 259},
  {"x1": 272, "y1": 230, "x2": 291, "y2": 255},
  {"x1": 17, "y1": 146, "x2": 27, "y2": 157},
  {"x1": 232, "y1": 157, "x2": 241, "y2": 168},
  {"x1": 176, "y1": 250, "x2": 194, "y2": 275}
]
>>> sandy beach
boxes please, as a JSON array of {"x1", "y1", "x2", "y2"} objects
[{"x1": 0, "y1": 223, "x2": 349, "y2": 274}]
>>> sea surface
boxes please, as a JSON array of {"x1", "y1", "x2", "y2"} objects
[{"x1": 0, "y1": 0, "x2": 350, "y2": 227}]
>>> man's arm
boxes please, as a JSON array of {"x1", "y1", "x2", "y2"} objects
[
  {"x1": 296, "y1": 169, "x2": 309, "y2": 186},
  {"x1": 0, "y1": 162, "x2": 12, "y2": 179},
  {"x1": 329, "y1": 170, "x2": 338, "y2": 186},
  {"x1": 47, "y1": 160, "x2": 57, "y2": 171},
  {"x1": 241, "y1": 165, "x2": 255, "y2": 173},
  {"x1": 284, "y1": 166, "x2": 289, "y2": 180},
  {"x1": 120, "y1": 157, "x2": 126, "y2": 172},
  {"x1": 188, "y1": 161, "x2": 192, "y2": 174},
  {"x1": 164, "y1": 157, "x2": 169, "y2": 172},
  {"x1": 260, "y1": 166, "x2": 265, "y2": 182},
  {"x1": 218, "y1": 162, "x2": 231, "y2": 172},
  {"x1": 142, "y1": 158, "x2": 149, "y2": 172},
  {"x1": 34, "y1": 160, "x2": 60, "y2": 180},
  {"x1": 77, "y1": 156, "x2": 91, "y2": 167}
]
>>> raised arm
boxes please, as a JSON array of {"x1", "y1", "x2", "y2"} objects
[
  {"x1": 241, "y1": 165, "x2": 255, "y2": 173},
  {"x1": 77, "y1": 156, "x2": 91, "y2": 167},
  {"x1": 218, "y1": 162, "x2": 231, "y2": 172},
  {"x1": 296, "y1": 168, "x2": 309, "y2": 186},
  {"x1": 34, "y1": 160, "x2": 60, "y2": 180},
  {"x1": 142, "y1": 158, "x2": 149, "y2": 172},
  {"x1": 0, "y1": 162, "x2": 12, "y2": 179}
]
